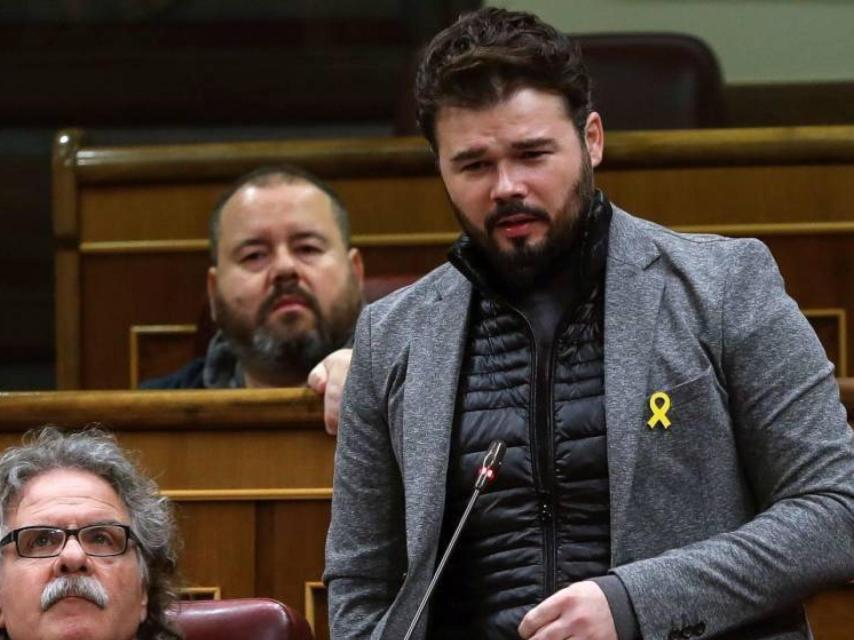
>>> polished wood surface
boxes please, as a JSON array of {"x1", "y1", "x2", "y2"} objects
[
  {"x1": 840, "y1": 377, "x2": 854, "y2": 422},
  {"x1": 0, "y1": 388, "x2": 322, "y2": 430},
  {"x1": 1, "y1": 386, "x2": 851, "y2": 640},
  {"x1": 65, "y1": 126, "x2": 854, "y2": 182},
  {"x1": 54, "y1": 126, "x2": 854, "y2": 394},
  {"x1": 0, "y1": 389, "x2": 333, "y2": 638},
  {"x1": 807, "y1": 584, "x2": 854, "y2": 640}
]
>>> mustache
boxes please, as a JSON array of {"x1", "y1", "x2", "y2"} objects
[
  {"x1": 484, "y1": 200, "x2": 550, "y2": 235},
  {"x1": 41, "y1": 575, "x2": 109, "y2": 611},
  {"x1": 257, "y1": 281, "x2": 322, "y2": 324}
]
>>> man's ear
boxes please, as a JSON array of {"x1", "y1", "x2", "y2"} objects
[
  {"x1": 139, "y1": 587, "x2": 148, "y2": 624},
  {"x1": 348, "y1": 248, "x2": 365, "y2": 290},
  {"x1": 206, "y1": 266, "x2": 218, "y2": 323},
  {"x1": 584, "y1": 111, "x2": 605, "y2": 169}
]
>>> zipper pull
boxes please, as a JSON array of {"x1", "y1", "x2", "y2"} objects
[{"x1": 538, "y1": 493, "x2": 553, "y2": 522}]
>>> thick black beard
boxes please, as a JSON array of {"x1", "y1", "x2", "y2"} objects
[
  {"x1": 214, "y1": 274, "x2": 363, "y2": 383},
  {"x1": 452, "y1": 153, "x2": 595, "y2": 292}
]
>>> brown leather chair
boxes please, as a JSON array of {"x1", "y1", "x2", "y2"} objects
[{"x1": 169, "y1": 598, "x2": 314, "y2": 640}]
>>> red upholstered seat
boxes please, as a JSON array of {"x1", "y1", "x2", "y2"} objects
[{"x1": 169, "y1": 598, "x2": 314, "y2": 640}]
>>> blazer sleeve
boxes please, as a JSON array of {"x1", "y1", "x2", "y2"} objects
[
  {"x1": 324, "y1": 304, "x2": 407, "y2": 640},
  {"x1": 612, "y1": 239, "x2": 854, "y2": 638}
]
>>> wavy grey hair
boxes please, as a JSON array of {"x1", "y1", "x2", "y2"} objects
[{"x1": 0, "y1": 426, "x2": 182, "y2": 640}]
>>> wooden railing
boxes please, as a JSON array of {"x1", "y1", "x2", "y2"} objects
[
  {"x1": 0, "y1": 389, "x2": 334, "y2": 639},
  {"x1": 2, "y1": 381, "x2": 853, "y2": 638}
]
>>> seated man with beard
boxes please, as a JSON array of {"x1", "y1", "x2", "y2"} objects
[
  {"x1": 0, "y1": 427, "x2": 180, "y2": 640},
  {"x1": 142, "y1": 165, "x2": 364, "y2": 432}
]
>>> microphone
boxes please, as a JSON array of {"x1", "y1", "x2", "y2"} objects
[{"x1": 402, "y1": 439, "x2": 507, "y2": 640}]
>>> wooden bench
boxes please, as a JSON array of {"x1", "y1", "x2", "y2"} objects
[
  {"x1": 1, "y1": 381, "x2": 851, "y2": 639},
  {"x1": 0, "y1": 389, "x2": 334, "y2": 639},
  {"x1": 53, "y1": 126, "x2": 854, "y2": 389}
]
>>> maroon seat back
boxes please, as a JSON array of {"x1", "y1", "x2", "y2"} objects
[{"x1": 169, "y1": 598, "x2": 314, "y2": 640}]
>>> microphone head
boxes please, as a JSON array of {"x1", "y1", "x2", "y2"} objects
[{"x1": 474, "y1": 440, "x2": 507, "y2": 491}]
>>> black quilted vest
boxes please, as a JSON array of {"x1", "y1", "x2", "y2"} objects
[{"x1": 429, "y1": 196, "x2": 613, "y2": 639}]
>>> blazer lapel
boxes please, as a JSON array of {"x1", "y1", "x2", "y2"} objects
[
  {"x1": 604, "y1": 209, "x2": 664, "y2": 559},
  {"x1": 401, "y1": 267, "x2": 472, "y2": 566}
]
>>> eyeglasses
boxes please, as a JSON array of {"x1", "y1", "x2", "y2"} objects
[{"x1": 0, "y1": 524, "x2": 135, "y2": 558}]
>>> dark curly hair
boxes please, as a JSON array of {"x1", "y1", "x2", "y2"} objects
[
  {"x1": 415, "y1": 7, "x2": 591, "y2": 150},
  {"x1": 0, "y1": 427, "x2": 182, "y2": 640}
]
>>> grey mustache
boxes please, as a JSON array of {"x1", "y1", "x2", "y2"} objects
[{"x1": 41, "y1": 575, "x2": 109, "y2": 611}]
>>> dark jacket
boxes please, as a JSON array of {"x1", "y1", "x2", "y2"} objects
[
  {"x1": 140, "y1": 332, "x2": 244, "y2": 389},
  {"x1": 429, "y1": 197, "x2": 614, "y2": 638}
]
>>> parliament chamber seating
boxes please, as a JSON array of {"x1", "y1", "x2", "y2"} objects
[
  {"x1": 0, "y1": 389, "x2": 335, "y2": 640},
  {"x1": 576, "y1": 33, "x2": 726, "y2": 130},
  {"x1": 52, "y1": 126, "x2": 854, "y2": 389},
  {"x1": 0, "y1": 383, "x2": 850, "y2": 640},
  {"x1": 170, "y1": 598, "x2": 314, "y2": 640},
  {"x1": 393, "y1": 32, "x2": 726, "y2": 135},
  {"x1": 33, "y1": 124, "x2": 854, "y2": 639}
]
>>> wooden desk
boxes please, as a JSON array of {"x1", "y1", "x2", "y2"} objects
[
  {"x1": 54, "y1": 126, "x2": 854, "y2": 389},
  {"x1": 839, "y1": 377, "x2": 854, "y2": 422},
  {"x1": 2, "y1": 382, "x2": 852, "y2": 638},
  {"x1": 0, "y1": 389, "x2": 334, "y2": 639}
]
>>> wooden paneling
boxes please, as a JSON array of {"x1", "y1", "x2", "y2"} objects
[
  {"x1": 0, "y1": 389, "x2": 333, "y2": 639},
  {"x1": 841, "y1": 378, "x2": 854, "y2": 422},
  {"x1": 255, "y1": 502, "x2": 330, "y2": 614},
  {"x1": 0, "y1": 387, "x2": 851, "y2": 640},
  {"x1": 80, "y1": 251, "x2": 209, "y2": 388},
  {"x1": 54, "y1": 126, "x2": 854, "y2": 392},
  {"x1": 304, "y1": 582, "x2": 329, "y2": 640},
  {"x1": 806, "y1": 585, "x2": 854, "y2": 640},
  {"x1": 130, "y1": 325, "x2": 198, "y2": 388},
  {"x1": 176, "y1": 502, "x2": 258, "y2": 598}
]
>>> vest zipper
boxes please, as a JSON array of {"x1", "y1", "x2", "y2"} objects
[
  {"x1": 542, "y1": 343, "x2": 558, "y2": 597},
  {"x1": 510, "y1": 302, "x2": 558, "y2": 600}
]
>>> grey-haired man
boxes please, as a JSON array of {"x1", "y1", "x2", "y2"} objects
[{"x1": 0, "y1": 427, "x2": 181, "y2": 640}]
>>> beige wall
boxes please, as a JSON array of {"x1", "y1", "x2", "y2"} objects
[{"x1": 486, "y1": 0, "x2": 854, "y2": 84}]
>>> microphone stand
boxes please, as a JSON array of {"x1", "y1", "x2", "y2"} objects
[{"x1": 402, "y1": 440, "x2": 506, "y2": 640}]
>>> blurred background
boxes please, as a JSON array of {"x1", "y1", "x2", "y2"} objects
[{"x1": 2, "y1": 0, "x2": 853, "y2": 389}]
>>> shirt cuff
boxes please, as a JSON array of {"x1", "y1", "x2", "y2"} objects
[{"x1": 590, "y1": 574, "x2": 640, "y2": 640}]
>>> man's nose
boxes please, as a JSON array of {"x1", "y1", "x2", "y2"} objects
[
  {"x1": 270, "y1": 246, "x2": 298, "y2": 282},
  {"x1": 491, "y1": 163, "x2": 528, "y2": 202},
  {"x1": 54, "y1": 536, "x2": 89, "y2": 575}
]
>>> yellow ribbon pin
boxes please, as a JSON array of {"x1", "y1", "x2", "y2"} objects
[{"x1": 647, "y1": 391, "x2": 672, "y2": 429}]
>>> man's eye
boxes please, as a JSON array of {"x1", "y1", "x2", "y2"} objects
[
  {"x1": 294, "y1": 245, "x2": 323, "y2": 256},
  {"x1": 460, "y1": 161, "x2": 488, "y2": 173},
  {"x1": 32, "y1": 533, "x2": 53, "y2": 547},
  {"x1": 240, "y1": 251, "x2": 266, "y2": 263},
  {"x1": 520, "y1": 150, "x2": 548, "y2": 160}
]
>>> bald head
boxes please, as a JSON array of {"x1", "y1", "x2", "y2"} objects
[{"x1": 209, "y1": 165, "x2": 351, "y2": 265}]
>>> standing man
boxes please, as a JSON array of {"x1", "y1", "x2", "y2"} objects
[
  {"x1": 142, "y1": 165, "x2": 363, "y2": 433},
  {"x1": 325, "y1": 8, "x2": 854, "y2": 640}
]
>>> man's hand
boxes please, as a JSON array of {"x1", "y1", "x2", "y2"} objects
[
  {"x1": 518, "y1": 581, "x2": 617, "y2": 640},
  {"x1": 307, "y1": 348, "x2": 352, "y2": 435}
]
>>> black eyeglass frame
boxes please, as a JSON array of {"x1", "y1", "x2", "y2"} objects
[{"x1": 0, "y1": 524, "x2": 136, "y2": 558}]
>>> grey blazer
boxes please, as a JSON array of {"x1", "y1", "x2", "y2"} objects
[{"x1": 325, "y1": 207, "x2": 854, "y2": 640}]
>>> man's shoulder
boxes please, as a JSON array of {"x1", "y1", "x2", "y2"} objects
[
  {"x1": 612, "y1": 205, "x2": 770, "y2": 269},
  {"x1": 139, "y1": 358, "x2": 207, "y2": 389}
]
